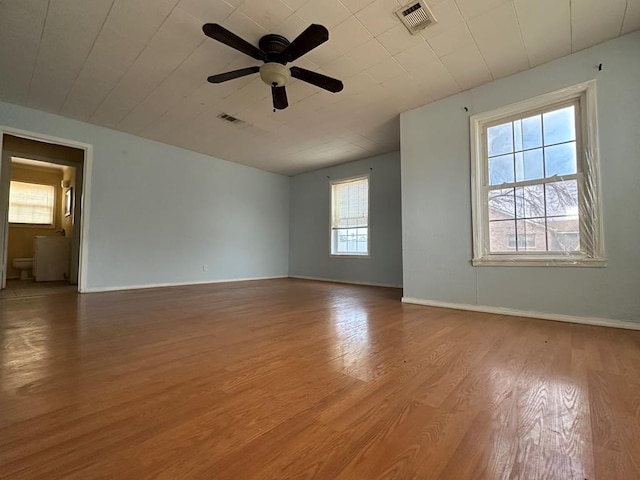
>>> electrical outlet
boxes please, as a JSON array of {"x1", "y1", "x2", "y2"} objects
[{"x1": 202, "y1": 264, "x2": 208, "y2": 272}]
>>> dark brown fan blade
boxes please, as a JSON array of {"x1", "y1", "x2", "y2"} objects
[
  {"x1": 272, "y1": 86, "x2": 288, "y2": 110},
  {"x1": 281, "y1": 24, "x2": 329, "y2": 62},
  {"x1": 290, "y1": 67, "x2": 343, "y2": 93},
  {"x1": 207, "y1": 66, "x2": 260, "y2": 83},
  {"x1": 203, "y1": 23, "x2": 267, "y2": 61}
]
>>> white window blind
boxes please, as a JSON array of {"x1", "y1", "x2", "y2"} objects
[
  {"x1": 9, "y1": 181, "x2": 55, "y2": 225},
  {"x1": 331, "y1": 176, "x2": 369, "y2": 256}
]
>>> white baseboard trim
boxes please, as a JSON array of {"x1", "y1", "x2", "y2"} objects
[
  {"x1": 81, "y1": 276, "x2": 288, "y2": 293},
  {"x1": 401, "y1": 297, "x2": 640, "y2": 331},
  {"x1": 290, "y1": 275, "x2": 402, "y2": 289}
]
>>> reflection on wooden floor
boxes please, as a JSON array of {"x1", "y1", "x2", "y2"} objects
[
  {"x1": 0, "y1": 279, "x2": 76, "y2": 299},
  {"x1": 1, "y1": 278, "x2": 639, "y2": 479}
]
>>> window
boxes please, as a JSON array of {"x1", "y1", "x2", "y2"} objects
[
  {"x1": 470, "y1": 81, "x2": 605, "y2": 266},
  {"x1": 331, "y1": 175, "x2": 369, "y2": 256},
  {"x1": 8, "y1": 181, "x2": 56, "y2": 226}
]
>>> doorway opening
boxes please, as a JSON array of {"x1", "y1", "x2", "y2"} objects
[{"x1": 0, "y1": 131, "x2": 91, "y2": 294}]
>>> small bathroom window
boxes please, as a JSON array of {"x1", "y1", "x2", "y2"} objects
[{"x1": 8, "y1": 181, "x2": 56, "y2": 226}]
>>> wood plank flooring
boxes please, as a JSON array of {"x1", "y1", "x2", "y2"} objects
[{"x1": 0, "y1": 278, "x2": 639, "y2": 479}]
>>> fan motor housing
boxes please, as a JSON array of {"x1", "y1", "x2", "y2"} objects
[
  {"x1": 259, "y1": 62, "x2": 291, "y2": 87},
  {"x1": 259, "y1": 34, "x2": 290, "y2": 63}
]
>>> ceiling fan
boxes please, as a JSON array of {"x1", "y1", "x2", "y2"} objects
[{"x1": 202, "y1": 23, "x2": 344, "y2": 111}]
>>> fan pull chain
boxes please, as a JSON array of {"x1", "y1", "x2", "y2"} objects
[{"x1": 273, "y1": 83, "x2": 277, "y2": 112}]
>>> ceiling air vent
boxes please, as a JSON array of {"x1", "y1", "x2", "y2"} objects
[
  {"x1": 395, "y1": 0, "x2": 437, "y2": 35},
  {"x1": 217, "y1": 113, "x2": 244, "y2": 125}
]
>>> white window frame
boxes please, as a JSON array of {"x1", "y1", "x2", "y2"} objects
[
  {"x1": 330, "y1": 174, "x2": 370, "y2": 258},
  {"x1": 8, "y1": 180, "x2": 56, "y2": 228},
  {"x1": 470, "y1": 80, "x2": 605, "y2": 267}
]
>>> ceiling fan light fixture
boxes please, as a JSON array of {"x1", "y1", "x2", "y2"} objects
[
  {"x1": 259, "y1": 63, "x2": 291, "y2": 87},
  {"x1": 203, "y1": 23, "x2": 343, "y2": 110}
]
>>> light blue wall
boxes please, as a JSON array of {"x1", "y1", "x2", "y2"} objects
[
  {"x1": 0, "y1": 101, "x2": 290, "y2": 291},
  {"x1": 400, "y1": 32, "x2": 640, "y2": 321},
  {"x1": 289, "y1": 152, "x2": 402, "y2": 287}
]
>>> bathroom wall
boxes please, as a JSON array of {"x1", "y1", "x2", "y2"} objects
[
  {"x1": 60, "y1": 166, "x2": 75, "y2": 237},
  {"x1": 7, "y1": 164, "x2": 63, "y2": 278},
  {"x1": 61, "y1": 165, "x2": 77, "y2": 282}
]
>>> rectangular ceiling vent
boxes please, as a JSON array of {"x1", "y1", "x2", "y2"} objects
[
  {"x1": 395, "y1": 0, "x2": 437, "y2": 35},
  {"x1": 217, "y1": 113, "x2": 244, "y2": 125}
]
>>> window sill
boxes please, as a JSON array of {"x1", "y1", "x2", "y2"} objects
[
  {"x1": 472, "y1": 256, "x2": 606, "y2": 267},
  {"x1": 330, "y1": 254, "x2": 370, "y2": 259},
  {"x1": 9, "y1": 223, "x2": 55, "y2": 229}
]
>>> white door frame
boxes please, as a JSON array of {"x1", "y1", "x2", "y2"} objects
[
  {"x1": 0, "y1": 125, "x2": 93, "y2": 292},
  {"x1": 0, "y1": 151, "x2": 10, "y2": 289}
]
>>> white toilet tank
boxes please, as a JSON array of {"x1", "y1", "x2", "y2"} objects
[{"x1": 33, "y1": 236, "x2": 71, "y2": 282}]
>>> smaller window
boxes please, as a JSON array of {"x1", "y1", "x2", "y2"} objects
[
  {"x1": 9, "y1": 181, "x2": 56, "y2": 226},
  {"x1": 331, "y1": 175, "x2": 369, "y2": 256}
]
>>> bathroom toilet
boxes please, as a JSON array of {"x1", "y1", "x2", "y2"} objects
[{"x1": 13, "y1": 258, "x2": 33, "y2": 280}]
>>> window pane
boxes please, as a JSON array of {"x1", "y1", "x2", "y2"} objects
[
  {"x1": 519, "y1": 221, "x2": 544, "y2": 252},
  {"x1": 356, "y1": 228, "x2": 368, "y2": 253},
  {"x1": 547, "y1": 216, "x2": 580, "y2": 252},
  {"x1": 347, "y1": 228, "x2": 357, "y2": 253},
  {"x1": 515, "y1": 221, "x2": 525, "y2": 250},
  {"x1": 515, "y1": 184, "x2": 545, "y2": 218},
  {"x1": 336, "y1": 230, "x2": 348, "y2": 252},
  {"x1": 515, "y1": 149, "x2": 544, "y2": 182},
  {"x1": 332, "y1": 228, "x2": 369, "y2": 255},
  {"x1": 546, "y1": 180, "x2": 579, "y2": 217},
  {"x1": 8, "y1": 181, "x2": 55, "y2": 225},
  {"x1": 522, "y1": 114, "x2": 542, "y2": 150},
  {"x1": 501, "y1": 216, "x2": 581, "y2": 253},
  {"x1": 488, "y1": 154, "x2": 514, "y2": 185},
  {"x1": 545, "y1": 142, "x2": 577, "y2": 177},
  {"x1": 514, "y1": 120, "x2": 523, "y2": 151},
  {"x1": 543, "y1": 106, "x2": 576, "y2": 145},
  {"x1": 515, "y1": 220, "x2": 540, "y2": 252},
  {"x1": 489, "y1": 220, "x2": 515, "y2": 253},
  {"x1": 487, "y1": 123, "x2": 513, "y2": 157},
  {"x1": 488, "y1": 188, "x2": 515, "y2": 220},
  {"x1": 515, "y1": 220, "x2": 528, "y2": 252}
]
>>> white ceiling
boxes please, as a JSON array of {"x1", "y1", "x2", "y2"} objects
[{"x1": 0, "y1": 0, "x2": 638, "y2": 175}]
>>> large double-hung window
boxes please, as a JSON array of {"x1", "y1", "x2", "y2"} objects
[{"x1": 470, "y1": 81, "x2": 605, "y2": 266}]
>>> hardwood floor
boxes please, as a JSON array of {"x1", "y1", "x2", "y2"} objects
[{"x1": 1, "y1": 278, "x2": 639, "y2": 479}]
